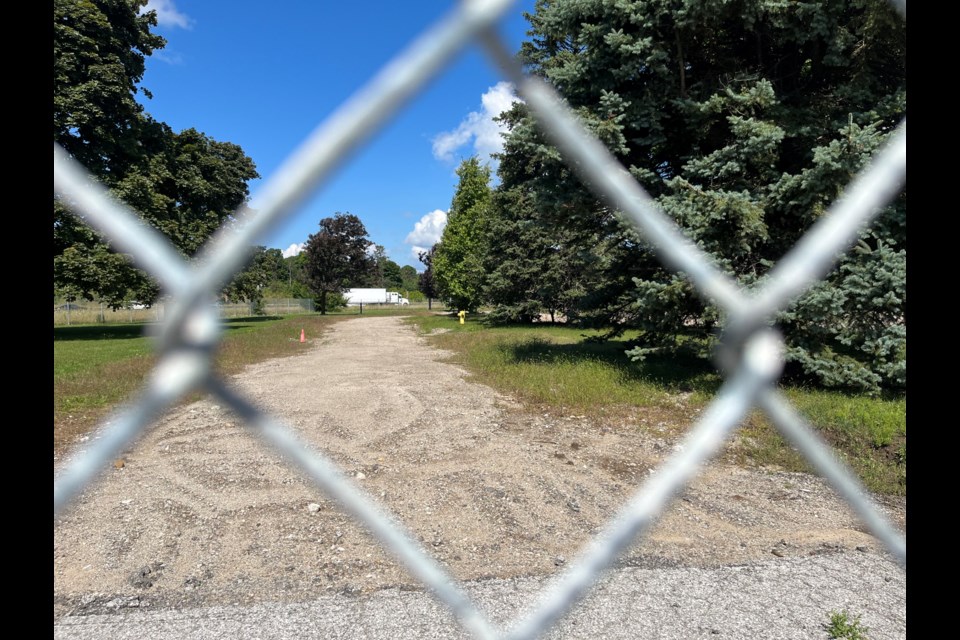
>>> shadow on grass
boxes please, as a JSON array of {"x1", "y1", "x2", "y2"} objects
[
  {"x1": 53, "y1": 316, "x2": 285, "y2": 341},
  {"x1": 54, "y1": 324, "x2": 153, "y2": 341},
  {"x1": 222, "y1": 315, "x2": 282, "y2": 324},
  {"x1": 221, "y1": 316, "x2": 283, "y2": 331},
  {"x1": 505, "y1": 337, "x2": 723, "y2": 395}
]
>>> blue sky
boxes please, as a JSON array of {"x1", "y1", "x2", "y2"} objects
[{"x1": 137, "y1": 0, "x2": 538, "y2": 269}]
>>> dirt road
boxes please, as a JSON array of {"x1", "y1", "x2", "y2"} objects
[{"x1": 54, "y1": 316, "x2": 905, "y2": 621}]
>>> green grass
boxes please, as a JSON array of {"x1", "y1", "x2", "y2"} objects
[
  {"x1": 54, "y1": 314, "x2": 343, "y2": 455},
  {"x1": 737, "y1": 388, "x2": 907, "y2": 495},
  {"x1": 410, "y1": 313, "x2": 719, "y2": 407},
  {"x1": 55, "y1": 324, "x2": 157, "y2": 452},
  {"x1": 55, "y1": 324, "x2": 155, "y2": 378},
  {"x1": 407, "y1": 314, "x2": 906, "y2": 495}
]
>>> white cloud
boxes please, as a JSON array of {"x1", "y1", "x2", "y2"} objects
[
  {"x1": 141, "y1": 0, "x2": 194, "y2": 29},
  {"x1": 282, "y1": 243, "x2": 305, "y2": 258},
  {"x1": 432, "y1": 82, "x2": 521, "y2": 165},
  {"x1": 409, "y1": 246, "x2": 430, "y2": 263},
  {"x1": 404, "y1": 209, "x2": 447, "y2": 261},
  {"x1": 154, "y1": 50, "x2": 185, "y2": 65}
]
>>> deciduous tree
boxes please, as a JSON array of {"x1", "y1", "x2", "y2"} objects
[
  {"x1": 418, "y1": 247, "x2": 438, "y2": 310},
  {"x1": 303, "y1": 213, "x2": 375, "y2": 314},
  {"x1": 54, "y1": 0, "x2": 259, "y2": 309},
  {"x1": 432, "y1": 158, "x2": 492, "y2": 312}
]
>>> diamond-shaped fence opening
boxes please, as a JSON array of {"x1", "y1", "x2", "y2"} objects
[{"x1": 54, "y1": 1, "x2": 906, "y2": 638}]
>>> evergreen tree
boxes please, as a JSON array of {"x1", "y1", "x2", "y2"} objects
[
  {"x1": 494, "y1": 0, "x2": 905, "y2": 392},
  {"x1": 484, "y1": 175, "x2": 601, "y2": 325}
]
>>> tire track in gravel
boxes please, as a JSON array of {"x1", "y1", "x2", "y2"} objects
[{"x1": 54, "y1": 316, "x2": 905, "y2": 619}]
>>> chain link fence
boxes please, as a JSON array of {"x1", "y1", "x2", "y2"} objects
[
  {"x1": 53, "y1": 298, "x2": 319, "y2": 325},
  {"x1": 53, "y1": 1, "x2": 905, "y2": 638}
]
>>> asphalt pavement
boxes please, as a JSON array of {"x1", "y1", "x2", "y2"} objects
[{"x1": 54, "y1": 550, "x2": 905, "y2": 640}]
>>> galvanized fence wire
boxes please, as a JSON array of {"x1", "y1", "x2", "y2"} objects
[{"x1": 53, "y1": 1, "x2": 906, "y2": 638}]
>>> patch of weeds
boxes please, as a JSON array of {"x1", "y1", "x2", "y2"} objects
[{"x1": 826, "y1": 610, "x2": 870, "y2": 640}]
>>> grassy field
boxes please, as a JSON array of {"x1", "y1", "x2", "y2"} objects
[
  {"x1": 406, "y1": 313, "x2": 906, "y2": 496},
  {"x1": 53, "y1": 314, "x2": 344, "y2": 455}
]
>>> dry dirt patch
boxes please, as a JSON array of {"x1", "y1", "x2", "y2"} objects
[{"x1": 54, "y1": 316, "x2": 904, "y2": 617}]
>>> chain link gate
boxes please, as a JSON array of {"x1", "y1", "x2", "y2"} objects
[{"x1": 54, "y1": 1, "x2": 906, "y2": 638}]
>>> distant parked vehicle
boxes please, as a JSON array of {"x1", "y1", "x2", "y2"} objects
[
  {"x1": 344, "y1": 289, "x2": 410, "y2": 306},
  {"x1": 345, "y1": 288, "x2": 389, "y2": 305},
  {"x1": 56, "y1": 302, "x2": 83, "y2": 311}
]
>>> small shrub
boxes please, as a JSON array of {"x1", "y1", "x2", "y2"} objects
[{"x1": 826, "y1": 610, "x2": 870, "y2": 640}]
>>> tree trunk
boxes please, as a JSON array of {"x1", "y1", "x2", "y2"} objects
[{"x1": 675, "y1": 29, "x2": 686, "y2": 98}]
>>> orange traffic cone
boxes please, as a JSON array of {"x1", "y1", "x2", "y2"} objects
[{"x1": 299, "y1": 328, "x2": 306, "y2": 343}]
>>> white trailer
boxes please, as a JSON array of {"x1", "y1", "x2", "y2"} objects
[
  {"x1": 344, "y1": 288, "x2": 388, "y2": 305},
  {"x1": 344, "y1": 289, "x2": 409, "y2": 307}
]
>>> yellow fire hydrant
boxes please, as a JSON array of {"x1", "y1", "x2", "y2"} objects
[{"x1": 458, "y1": 310, "x2": 466, "y2": 325}]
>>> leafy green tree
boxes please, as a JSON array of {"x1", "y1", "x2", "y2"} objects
[
  {"x1": 222, "y1": 246, "x2": 288, "y2": 314},
  {"x1": 55, "y1": 124, "x2": 259, "y2": 308},
  {"x1": 495, "y1": 0, "x2": 905, "y2": 392},
  {"x1": 54, "y1": 0, "x2": 259, "y2": 309},
  {"x1": 54, "y1": 0, "x2": 164, "y2": 308},
  {"x1": 260, "y1": 253, "x2": 313, "y2": 299},
  {"x1": 106, "y1": 126, "x2": 259, "y2": 257},
  {"x1": 303, "y1": 213, "x2": 375, "y2": 314},
  {"x1": 400, "y1": 265, "x2": 419, "y2": 293},
  {"x1": 260, "y1": 248, "x2": 287, "y2": 282},
  {"x1": 382, "y1": 260, "x2": 404, "y2": 291},
  {"x1": 360, "y1": 245, "x2": 405, "y2": 290},
  {"x1": 54, "y1": 0, "x2": 163, "y2": 176},
  {"x1": 432, "y1": 157, "x2": 492, "y2": 312},
  {"x1": 282, "y1": 254, "x2": 314, "y2": 298}
]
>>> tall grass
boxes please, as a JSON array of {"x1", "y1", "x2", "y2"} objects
[
  {"x1": 411, "y1": 315, "x2": 720, "y2": 407},
  {"x1": 407, "y1": 314, "x2": 906, "y2": 495}
]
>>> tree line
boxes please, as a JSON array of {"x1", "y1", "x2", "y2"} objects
[
  {"x1": 221, "y1": 235, "x2": 422, "y2": 314},
  {"x1": 426, "y1": 0, "x2": 905, "y2": 395},
  {"x1": 53, "y1": 1, "x2": 421, "y2": 315},
  {"x1": 292, "y1": 213, "x2": 422, "y2": 314}
]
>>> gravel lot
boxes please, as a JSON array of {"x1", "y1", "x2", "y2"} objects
[{"x1": 54, "y1": 316, "x2": 905, "y2": 637}]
